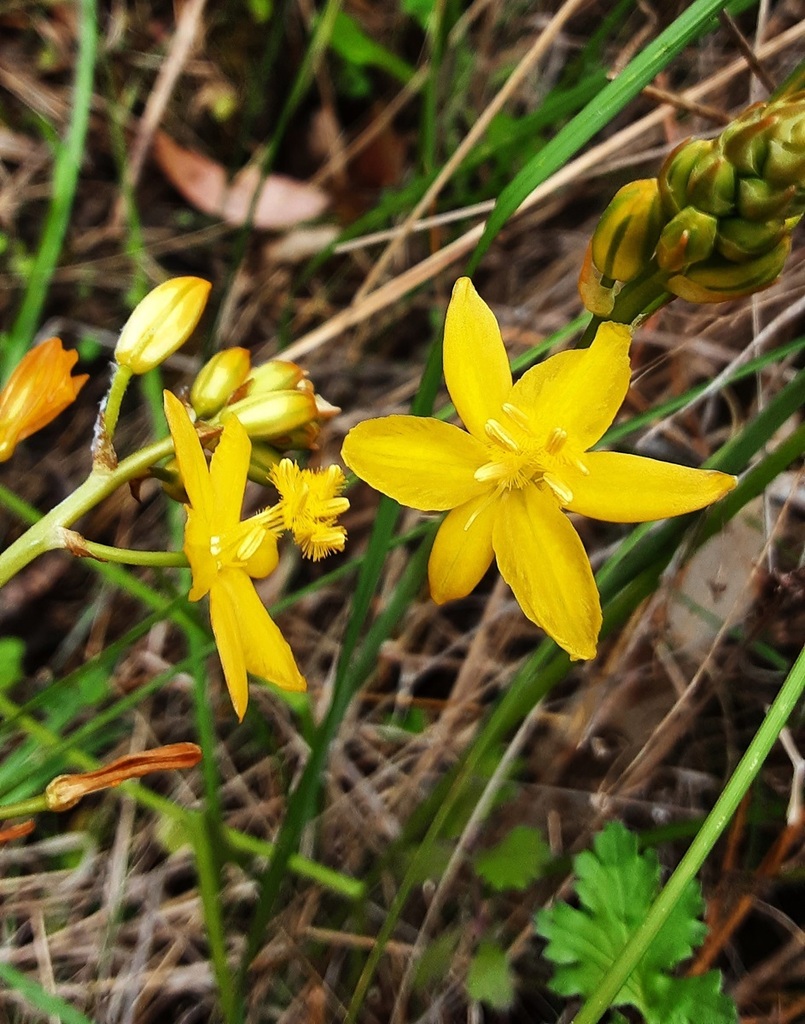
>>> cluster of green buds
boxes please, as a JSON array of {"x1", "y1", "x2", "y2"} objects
[{"x1": 580, "y1": 91, "x2": 805, "y2": 320}]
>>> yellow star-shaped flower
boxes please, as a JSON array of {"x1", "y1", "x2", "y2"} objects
[
  {"x1": 164, "y1": 391, "x2": 305, "y2": 719},
  {"x1": 342, "y1": 278, "x2": 737, "y2": 661}
]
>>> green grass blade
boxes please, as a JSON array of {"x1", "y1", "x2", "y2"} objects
[
  {"x1": 0, "y1": 963, "x2": 98, "y2": 1024},
  {"x1": 0, "y1": 0, "x2": 98, "y2": 379}
]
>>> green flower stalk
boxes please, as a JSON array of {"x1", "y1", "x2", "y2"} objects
[{"x1": 580, "y1": 91, "x2": 805, "y2": 324}]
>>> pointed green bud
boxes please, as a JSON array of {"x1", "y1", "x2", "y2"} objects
[
  {"x1": 658, "y1": 138, "x2": 713, "y2": 216},
  {"x1": 656, "y1": 207, "x2": 717, "y2": 273},
  {"x1": 737, "y1": 177, "x2": 797, "y2": 221},
  {"x1": 685, "y1": 152, "x2": 736, "y2": 216},
  {"x1": 715, "y1": 217, "x2": 786, "y2": 263},
  {"x1": 247, "y1": 440, "x2": 283, "y2": 485},
  {"x1": 190, "y1": 347, "x2": 251, "y2": 419},
  {"x1": 115, "y1": 277, "x2": 211, "y2": 373},
  {"x1": 590, "y1": 179, "x2": 663, "y2": 283},
  {"x1": 666, "y1": 236, "x2": 790, "y2": 303}
]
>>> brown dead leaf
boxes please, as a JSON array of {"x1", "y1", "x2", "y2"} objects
[{"x1": 152, "y1": 131, "x2": 330, "y2": 230}]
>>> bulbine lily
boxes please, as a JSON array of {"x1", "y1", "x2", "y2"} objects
[
  {"x1": 164, "y1": 391, "x2": 305, "y2": 719},
  {"x1": 342, "y1": 278, "x2": 736, "y2": 661}
]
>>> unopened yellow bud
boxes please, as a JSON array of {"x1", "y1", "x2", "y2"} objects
[
  {"x1": 248, "y1": 359, "x2": 306, "y2": 393},
  {"x1": 590, "y1": 179, "x2": 663, "y2": 283},
  {"x1": 115, "y1": 277, "x2": 211, "y2": 373},
  {"x1": 220, "y1": 389, "x2": 318, "y2": 444},
  {"x1": 190, "y1": 347, "x2": 251, "y2": 418}
]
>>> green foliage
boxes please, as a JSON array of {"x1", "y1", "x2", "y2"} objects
[
  {"x1": 0, "y1": 636, "x2": 24, "y2": 689},
  {"x1": 466, "y1": 940, "x2": 516, "y2": 1010},
  {"x1": 329, "y1": 11, "x2": 414, "y2": 94},
  {"x1": 474, "y1": 824, "x2": 550, "y2": 892},
  {"x1": 402, "y1": 0, "x2": 435, "y2": 31},
  {"x1": 535, "y1": 822, "x2": 736, "y2": 1024},
  {"x1": 413, "y1": 927, "x2": 460, "y2": 991}
]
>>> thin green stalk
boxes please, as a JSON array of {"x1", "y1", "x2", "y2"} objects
[
  {"x1": 0, "y1": 793, "x2": 49, "y2": 818},
  {"x1": 1, "y1": 0, "x2": 98, "y2": 378},
  {"x1": 64, "y1": 536, "x2": 187, "y2": 567},
  {"x1": 0, "y1": 434, "x2": 174, "y2": 586},
  {"x1": 191, "y1": 815, "x2": 239, "y2": 1024},
  {"x1": 573, "y1": 643, "x2": 805, "y2": 1024}
]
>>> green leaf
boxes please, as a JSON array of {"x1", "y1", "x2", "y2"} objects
[
  {"x1": 402, "y1": 0, "x2": 435, "y2": 30},
  {"x1": 0, "y1": 636, "x2": 25, "y2": 689},
  {"x1": 329, "y1": 12, "x2": 414, "y2": 84},
  {"x1": 535, "y1": 822, "x2": 736, "y2": 1024},
  {"x1": 466, "y1": 940, "x2": 515, "y2": 1010},
  {"x1": 474, "y1": 825, "x2": 550, "y2": 891}
]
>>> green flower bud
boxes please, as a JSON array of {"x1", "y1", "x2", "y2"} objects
[
  {"x1": 685, "y1": 152, "x2": 736, "y2": 216},
  {"x1": 737, "y1": 177, "x2": 797, "y2": 221},
  {"x1": 714, "y1": 217, "x2": 786, "y2": 263},
  {"x1": 115, "y1": 277, "x2": 210, "y2": 374},
  {"x1": 590, "y1": 179, "x2": 663, "y2": 282},
  {"x1": 658, "y1": 138, "x2": 713, "y2": 216},
  {"x1": 656, "y1": 207, "x2": 718, "y2": 273},
  {"x1": 666, "y1": 236, "x2": 790, "y2": 303},
  {"x1": 220, "y1": 389, "x2": 318, "y2": 445},
  {"x1": 190, "y1": 348, "x2": 251, "y2": 419}
]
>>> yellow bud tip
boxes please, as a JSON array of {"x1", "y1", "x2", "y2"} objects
[{"x1": 115, "y1": 277, "x2": 211, "y2": 374}]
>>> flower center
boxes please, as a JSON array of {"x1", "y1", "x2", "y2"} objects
[{"x1": 474, "y1": 401, "x2": 588, "y2": 503}]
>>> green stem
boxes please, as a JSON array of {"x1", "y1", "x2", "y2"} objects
[
  {"x1": 573, "y1": 642, "x2": 805, "y2": 1024},
  {"x1": 65, "y1": 535, "x2": 187, "y2": 568},
  {"x1": 0, "y1": 434, "x2": 174, "y2": 587},
  {"x1": 0, "y1": 794, "x2": 49, "y2": 819},
  {"x1": 100, "y1": 363, "x2": 134, "y2": 446}
]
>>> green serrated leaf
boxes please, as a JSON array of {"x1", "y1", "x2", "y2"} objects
[
  {"x1": 466, "y1": 940, "x2": 515, "y2": 1010},
  {"x1": 535, "y1": 822, "x2": 736, "y2": 1024},
  {"x1": 474, "y1": 825, "x2": 550, "y2": 891}
]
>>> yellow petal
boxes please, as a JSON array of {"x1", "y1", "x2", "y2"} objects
[
  {"x1": 210, "y1": 571, "x2": 306, "y2": 719},
  {"x1": 493, "y1": 486, "x2": 601, "y2": 660},
  {"x1": 209, "y1": 411, "x2": 251, "y2": 533},
  {"x1": 511, "y1": 322, "x2": 632, "y2": 451},
  {"x1": 342, "y1": 415, "x2": 488, "y2": 511},
  {"x1": 209, "y1": 576, "x2": 250, "y2": 720},
  {"x1": 222, "y1": 570, "x2": 306, "y2": 694},
  {"x1": 443, "y1": 278, "x2": 513, "y2": 440},
  {"x1": 184, "y1": 509, "x2": 218, "y2": 599},
  {"x1": 163, "y1": 391, "x2": 213, "y2": 521},
  {"x1": 564, "y1": 451, "x2": 737, "y2": 522},
  {"x1": 428, "y1": 494, "x2": 496, "y2": 604}
]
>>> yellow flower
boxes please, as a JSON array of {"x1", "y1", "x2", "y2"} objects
[
  {"x1": 0, "y1": 337, "x2": 88, "y2": 463},
  {"x1": 268, "y1": 459, "x2": 349, "y2": 561},
  {"x1": 342, "y1": 278, "x2": 737, "y2": 661},
  {"x1": 163, "y1": 390, "x2": 305, "y2": 719}
]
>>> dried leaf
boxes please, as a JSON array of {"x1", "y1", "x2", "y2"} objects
[{"x1": 153, "y1": 132, "x2": 329, "y2": 230}]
